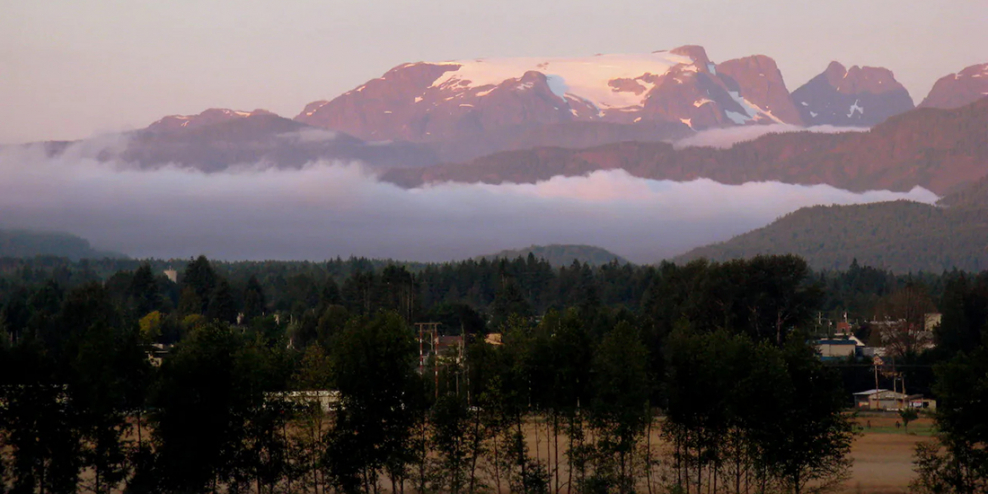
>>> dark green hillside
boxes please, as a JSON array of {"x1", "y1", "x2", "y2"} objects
[
  {"x1": 0, "y1": 229, "x2": 125, "y2": 260},
  {"x1": 480, "y1": 244, "x2": 629, "y2": 267},
  {"x1": 675, "y1": 199, "x2": 988, "y2": 273},
  {"x1": 937, "y1": 175, "x2": 988, "y2": 208}
]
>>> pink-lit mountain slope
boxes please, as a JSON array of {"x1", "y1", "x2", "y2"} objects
[
  {"x1": 920, "y1": 63, "x2": 988, "y2": 109},
  {"x1": 295, "y1": 45, "x2": 803, "y2": 145}
]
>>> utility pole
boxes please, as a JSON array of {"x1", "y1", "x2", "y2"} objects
[
  {"x1": 434, "y1": 329, "x2": 439, "y2": 400},
  {"x1": 416, "y1": 322, "x2": 441, "y2": 400},
  {"x1": 872, "y1": 355, "x2": 883, "y2": 409}
]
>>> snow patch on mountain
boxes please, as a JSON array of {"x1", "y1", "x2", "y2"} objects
[
  {"x1": 429, "y1": 53, "x2": 694, "y2": 109},
  {"x1": 847, "y1": 100, "x2": 864, "y2": 117}
]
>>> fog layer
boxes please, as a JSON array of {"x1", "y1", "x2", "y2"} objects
[
  {"x1": 0, "y1": 144, "x2": 937, "y2": 263},
  {"x1": 672, "y1": 124, "x2": 869, "y2": 149}
]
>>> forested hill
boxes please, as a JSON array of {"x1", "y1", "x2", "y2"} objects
[
  {"x1": 675, "y1": 197, "x2": 988, "y2": 273},
  {"x1": 0, "y1": 229, "x2": 125, "y2": 260},
  {"x1": 478, "y1": 244, "x2": 628, "y2": 267}
]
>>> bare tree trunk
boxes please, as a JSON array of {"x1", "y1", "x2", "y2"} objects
[
  {"x1": 619, "y1": 449, "x2": 627, "y2": 494},
  {"x1": 468, "y1": 408, "x2": 482, "y2": 494},
  {"x1": 553, "y1": 413, "x2": 560, "y2": 494},
  {"x1": 708, "y1": 461, "x2": 713, "y2": 494},
  {"x1": 535, "y1": 415, "x2": 541, "y2": 474},
  {"x1": 674, "y1": 431, "x2": 682, "y2": 492},
  {"x1": 646, "y1": 415, "x2": 653, "y2": 494},
  {"x1": 418, "y1": 417, "x2": 427, "y2": 494},
  {"x1": 734, "y1": 446, "x2": 741, "y2": 494},
  {"x1": 517, "y1": 417, "x2": 529, "y2": 494},
  {"x1": 697, "y1": 443, "x2": 702, "y2": 494},
  {"x1": 493, "y1": 431, "x2": 502, "y2": 494},
  {"x1": 285, "y1": 421, "x2": 292, "y2": 494},
  {"x1": 579, "y1": 413, "x2": 586, "y2": 492},
  {"x1": 566, "y1": 414, "x2": 574, "y2": 494}
]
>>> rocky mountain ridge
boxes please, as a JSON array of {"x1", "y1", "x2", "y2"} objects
[
  {"x1": 920, "y1": 63, "x2": 988, "y2": 109},
  {"x1": 789, "y1": 61, "x2": 915, "y2": 127},
  {"x1": 36, "y1": 109, "x2": 441, "y2": 172},
  {"x1": 295, "y1": 46, "x2": 806, "y2": 143},
  {"x1": 382, "y1": 97, "x2": 988, "y2": 196},
  {"x1": 25, "y1": 52, "x2": 988, "y2": 182}
]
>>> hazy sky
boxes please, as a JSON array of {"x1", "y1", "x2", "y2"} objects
[{"x1": 2, "y1": 0, "x2": 985, "y2": 145}]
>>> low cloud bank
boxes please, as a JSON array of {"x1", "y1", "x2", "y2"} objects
[
  {"x1": 673, "y1": 124, "x2": 869, "y2": 149},
  {"x1": 0, "y1": 143, "x2": 936, "y2": 263}
]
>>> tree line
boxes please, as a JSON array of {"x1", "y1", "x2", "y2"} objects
[{"x1": 0, "y1": 254, "x2": 986, "y2": 493}]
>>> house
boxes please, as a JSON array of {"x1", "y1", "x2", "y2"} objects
[
  {"x1": 146, "y1": 343, "x2": 171, "y2": 367},
  {"x1": 853, "y1": 389, "x2": 900, "y2": 409},
  {"x1": 853, "y1": 389, "x2": 934, "y2": 411},
  {"x1": 265, "y1": 390, "x2": 339, "y2": 412},
  {"x1": 485, "y1": 333, "x2": 503, "y2": 346},
  {"x1": 437, "y1": 335, "x2": 465, "y2": 354},
  {"x1": 909, "y1": 396, "x2": 937, "y2": 410},
  {"x1": 816, "y1": 339, "x2": 858, "y2": 360}
]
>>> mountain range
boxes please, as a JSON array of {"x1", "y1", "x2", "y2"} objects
[
  {"x1": 12, "y1": 46, "x2": 988, "y2": 272},
  {"x1": 24, "y1": 46, "x2": 987, "y2": 177},
  {"x1": 383, "y1": 97, "x2": 988, "y2": 195}
]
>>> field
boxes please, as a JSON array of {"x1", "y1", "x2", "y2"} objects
[
  {"x1": 514, "y1": 412, "x2": 934, "y2": 494},
  {"x1": 841, "y1": 413, "x2": 936, "y2": 494},
  {"x1": 51, "y1": 412, "x2": 937, "y2": 493}
]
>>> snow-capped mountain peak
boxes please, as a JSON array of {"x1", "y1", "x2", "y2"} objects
[
  {"x1": 294, "y1": 45, "x2": 803, "y2": 142},
  {"x1": 427, "y1": 52, "x2": 695, "y2": 110}
]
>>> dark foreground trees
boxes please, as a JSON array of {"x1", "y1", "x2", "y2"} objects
[
  {"x1": 0, "y1": 283, "x2": 150, "y2": 494},
  {"x1": 664, "y1": 330, "x2": 853, "y2": 494},
  {"x1": 325, "y1": 312, "x2": 423, "y2": 494},
  {"x1": 0, "y1": 254, "x2": 865, "y2": 494},
  {"x1": 913, "y1": 345, "x2": 988, "y2": 494}
]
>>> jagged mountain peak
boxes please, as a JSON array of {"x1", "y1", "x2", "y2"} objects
[
  {"x1": 669, "y1": 45, "x2": 712, "y2": 68},
  {"x1": 791, "y1": 62, "x2": 914, "y2": 126},
  {"x1": 294, "y1": 47, "x2": 802, "y2": 143},
  {"x1": 716, "y1": 54, "x2": 803, "y2": 125},
  {"x1": 824, "y1": 61, "x2": 847, "y2": 83}
]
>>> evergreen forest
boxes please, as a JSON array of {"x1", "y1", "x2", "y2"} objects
[{"x1": 1, "y1": 254, "x2": 986, "y2": 493}]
